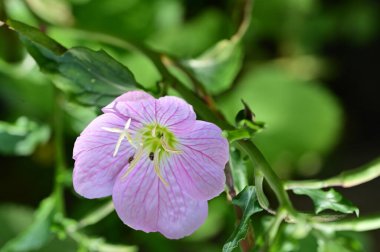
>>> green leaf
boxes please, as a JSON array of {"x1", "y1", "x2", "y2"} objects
[
  {"x1": 0, "y1": 117, "x2": 50, "y2": 156},
  {"x1": 182, "y1": 39, "x2": 243, "y2": 95},
  {"x1": 317, "y1": 233, "x2": 366, "y2": 252},
  {"x1": 25, "y1": 0, "x2": 74, "y2": 26},
  {"x1": 223, "y1": 129, "x2": 251, "y2": 143},
  {"x1": 0, "y1": 205, "x2": 34, "y2": 246},
  {"x1": 229, "y1": 148, "x2": 249, "y2": 193},
  {"x1": 1, "y1": 196, "x2": 57, "y2": 252},
  {"x1": 217, "y1": 63, "x2": 343, "y2": 177},
  {"x1": 7, "y1": 20, "x2": 140, "y2": 107},
  {"x1": 223, "y1": 186, "x2": 262, "y2": 252},
  {"x1": 293, "y1": 188, "x2": 359, "y2": 216},
  {"x1": 56, "y1": 47, "x2": 138, "y2": 106}
]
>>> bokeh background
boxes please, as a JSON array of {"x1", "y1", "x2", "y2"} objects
[{"x1": 0, "y1": 0, "x2": 379, "y2": 251}]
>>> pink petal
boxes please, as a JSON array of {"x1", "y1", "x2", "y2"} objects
[
  {"x1": 173, "y1": 121, "x2": 229, "y2": 201},
  {"x1": 73, "y1": 113, "x2": 135, "y2": 199},
  {"x1": 112, "y1": 157, "x2": 208, "y2": 239},
  {"x1": 109, "y1": 96, "x2": 196, "y2": 129},
  {"x1": 102, "y1": 90, "x2": 154, "y2": 114},
  {"x1": 109, "y1": 97, "x2": 156, "y2": 124},
  {"x1": 156, "y1": 96, "x2": 196, "y2": 132}
]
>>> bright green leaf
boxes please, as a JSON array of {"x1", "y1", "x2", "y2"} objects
[
  {"x1": 223, "y1": 129, "x2": 251, "y2": 143},
  {"x1": 1, "y1": 196, "x2": 57, "y2": 252},
  {"x1": 293, "y1": 188, "x2": 359, "y2": 216},
  {"x1": 182, "y1": 39, "x2": 243, "y2": 95},
  {"x1": 223, "y1": 186, "x2": 262, "y2": 252},
  {"x1": 317, "y1": 233, "x2": 365, "y2": 252},
  {"x1": 25, "y1": 0, "x2": 74, "y2": 26},
  {"x1": 0, "y1": 117, "x2": 50, "y2": 156},
  {"x1": 217, "y1": 64, "x2": 343, "y2": 177}
]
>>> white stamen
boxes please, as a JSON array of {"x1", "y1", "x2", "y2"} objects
[{"x1": 102, "y1": 118, "x2": 136, "y2": 156}]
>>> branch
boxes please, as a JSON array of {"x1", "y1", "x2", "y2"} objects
[
  {"x1": 285, "y1": 158, "x2": 380, "y2": 190},
  {"x1": 314, "y1": 213, "x2": 380, "y2": 232}
]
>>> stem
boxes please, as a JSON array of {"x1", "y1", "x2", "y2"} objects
[
  {"x1": 237, "y1": 141, "x2": 296, "y2": 216},
  {"x1": 268, "y1": 209, "x2": 286, "y2": 244},
  {"x1": 53, "y1": 87, "x2": 66, "y2": 214},
  {"x1": 254, "y1": 169, "x2": 270, "y2": 211},
  {"x1": 76, "y1": 201, "x2": 114, "y2": 230},
  {"x1": 314, "y1": 213, "x2": 380, "y2": 232},
  {"x1": 285, "y1": 158, "x2": 380, "y2": 190}
]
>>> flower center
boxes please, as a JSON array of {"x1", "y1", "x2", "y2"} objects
[
  {"x1": 139, "y1": 124, "x2": 180, "y2": 155},
  {"x1": 102, "y1": 120, "x2": 181, "y2": 187}
]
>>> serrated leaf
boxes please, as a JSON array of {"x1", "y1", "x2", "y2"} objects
[
  {"x1": 0, "y1": 117, "x2": 50, "y2": 156},
  {"x1": 293, "y1": 188, "x2": 359, "y2": 216},
  {"x1": 7, "y1": 20, "x2": 140, "y2": 107},
  {"x1": 1, "y1": 196, "x2": 57, "y2": 252},
  {"x1": 223, "y1": 186, "x2": 262, "y2": 252},
  {"x1": 182, "y1": 39, "x2": 243, "y2": 95}
]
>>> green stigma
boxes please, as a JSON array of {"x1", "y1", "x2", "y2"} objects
[
  {"x1": 103, "y1": 120, "x2": 181, "y2": 187},
  {"x1": 139, "y1": 124, "x2": 180, "y2": 156}
]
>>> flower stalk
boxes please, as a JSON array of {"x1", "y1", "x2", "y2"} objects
[{"x1": 285, "y1": 158, "x2": 380, "y2": 190}]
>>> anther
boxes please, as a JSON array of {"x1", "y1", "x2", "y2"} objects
[
  {"x1": 149, "y1": 152, "x2": 154, "y2": 161},
  {"x1": 128, "y1": 156, "x2": 134, "y2": 163}
]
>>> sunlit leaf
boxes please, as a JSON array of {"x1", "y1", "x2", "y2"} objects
[
  {"x1": 7, "y1": 20, "x2": 140, "y2": 107},
  {"x1": 0, "y1": 117, "x2": 50, "y2": 156},
  {"x1": 217, "y1": 64, "x2": 343, "y2": 177},
  {"x1": 182, "y1": 40, "x2": 243, "y2": 94},
  {"x1": 223, "y1": 186, "x2": 262, "y2": 252},
  {"x1": 317, "y1": 232, "x2": 366, "y2": 252},
  {"x1": 25, "y1": 0, "x2": 74, "y2": 26},
  {"x1": 1, "y1": 196, "x2": 57, "y2": 252},
  {"x1": 293, "y1": 188, "x2": 359, "y2": 216}
]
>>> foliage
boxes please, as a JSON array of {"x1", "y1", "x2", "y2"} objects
[
  {"x1": 293, "y1": 188, "x2": 359, "y2": 216},
  {"x1": 0, "y1": 0, "x2": 379, "y2": 251}
]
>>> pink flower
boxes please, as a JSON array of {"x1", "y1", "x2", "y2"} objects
[{"x1": 73, "y1": 91, "x2": 229, "y2": 239}]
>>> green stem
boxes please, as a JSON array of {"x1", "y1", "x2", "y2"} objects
[
  {"x1": 76, "y1": 201, "x2": 114, "y2": 230},
  {"x1": 285, "y1": 158, "x2": 380, "y2": 190},
  {"x1": 53, "y1": 87, "x2": 66, "y2": 214},
  {"x1": 314, "y1": 213, "x2": 380, "y2": 232},
  {"x1": 254, "y1": 169, "x2": 270, "y2": 211},
  {"x1": 237, "y1": 141, "x2": 297, "y2": 216},
  {"x1": 268, "y1": 209, "x2": 286, "y2": 243}
]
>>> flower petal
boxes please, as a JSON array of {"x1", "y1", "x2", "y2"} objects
[
  {"x1": 156, "y1": 96, "x2": 196, "y2": 131},
  {"x1": 112, "y1": 157, "x2": 208, "y2": 239},
  {"x1": 173, "y1": 121, "x2": 229, "y2": 201},
  {"x1": 73, "y1": 113, "x2": 135, "y2": 199},
  {"x1": 108, "y1": 96, "x2": 196, "y2": 130},
  {"x1": 102, "y1": 90, "x2": 154, "y2": 114}
]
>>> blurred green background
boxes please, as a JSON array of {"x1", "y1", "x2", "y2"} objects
[{"x1": 0, "y1": 0, "x2": 379, "y2": 251}]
